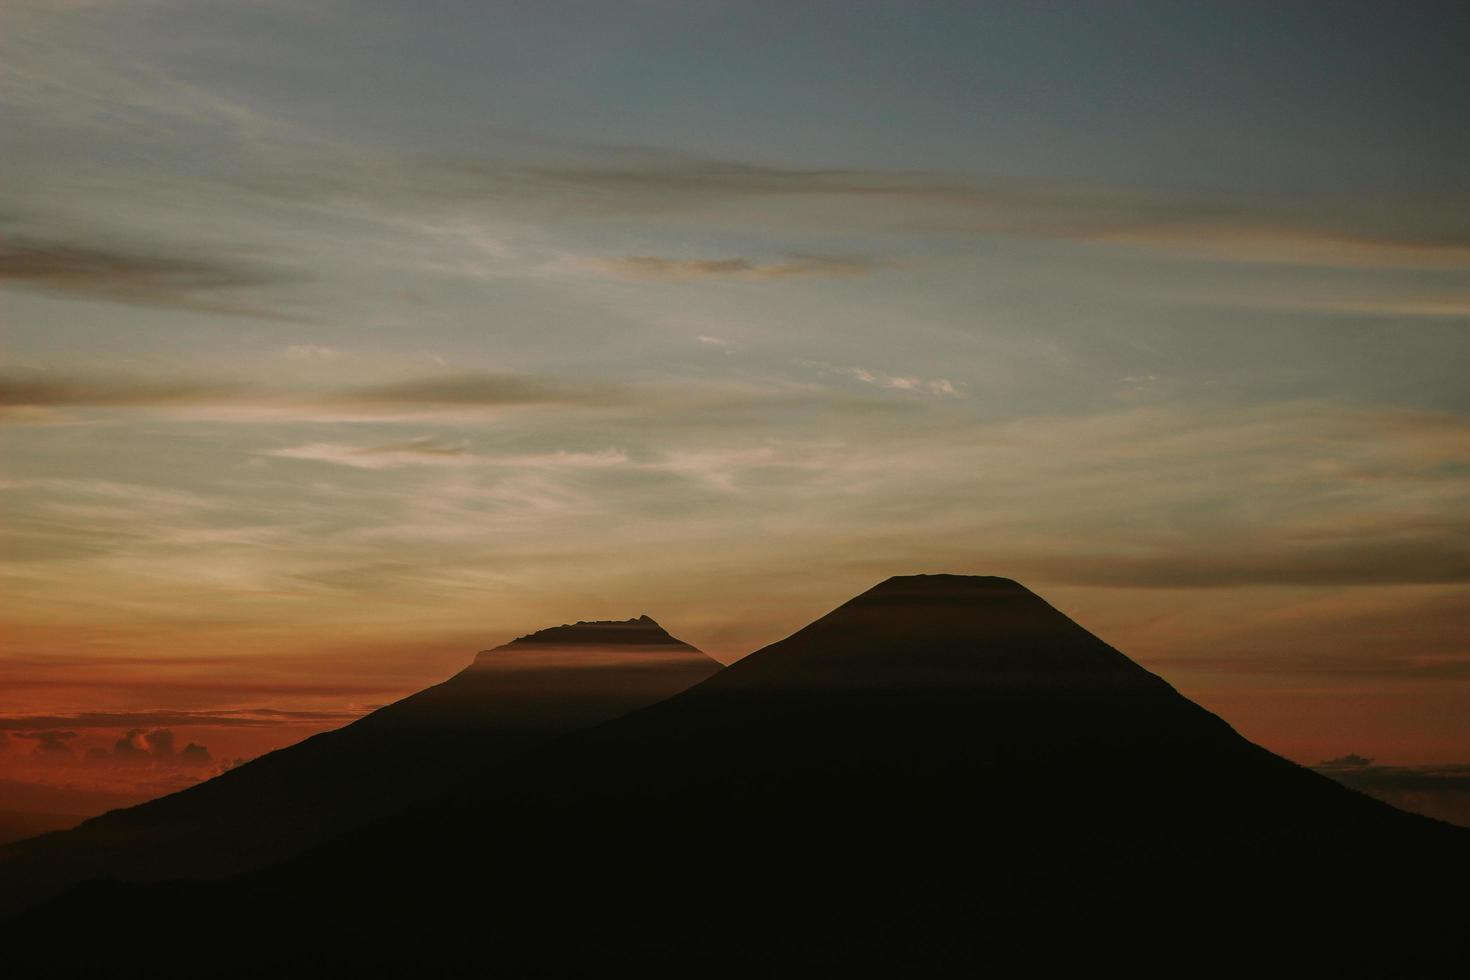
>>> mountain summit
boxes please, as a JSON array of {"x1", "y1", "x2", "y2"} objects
[
  {"x1": 498, "y1": 614, "x2": 691, "y2": 648},
  {"x1": 713, "y1": 574, "x2": 1169, "y2": 692}
]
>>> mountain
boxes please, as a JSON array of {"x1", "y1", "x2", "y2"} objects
[
  {"x1": 6, "y1": 576, "x2": 1468, "y2": 976},
  {"x1": 0, "y1": 615, "x2": 719, "y2": 917},
  {"x1": 0, "y1": 812, "x2": 82, "y2": 848}
]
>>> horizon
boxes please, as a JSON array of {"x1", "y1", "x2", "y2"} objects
[{"x1": 2, "y1": 1, "x2": 1468, "y2": 830}]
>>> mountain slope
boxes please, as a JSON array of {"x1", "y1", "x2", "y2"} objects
[
  {"x1": 8, "y1": 576, "x2": 1468, "y2": 975},
  {"x1": 0, "y1": 615, "x2": 719, "y2": 917}
]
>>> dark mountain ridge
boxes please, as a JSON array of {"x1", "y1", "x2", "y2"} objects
[
  {"x1": 6, "y1": 576, "x2": 1467, "y2": 976},
  {"x1": 0, "y1": 615, "x2": 718, "y2": 918}
]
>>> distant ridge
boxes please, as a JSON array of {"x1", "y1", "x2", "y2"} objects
[{"x1": 0, "y1": 614, "x2": 719, "y2": 918}]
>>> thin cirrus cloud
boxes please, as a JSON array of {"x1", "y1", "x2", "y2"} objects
[
  {"x1": 1027, "y1": 543, "x2": 1470, "y2": 589},
  {"x1": 0, "y1": 239, "x2": 301, "y2": 319},
  {"x1": 520, "y1": 155, "x2": 1470, "y2": 272},
  {"x1": 0, "y1": 376, "x2": 250, "y2": 410},
  {"x1": 0, "y1": 371, "x2": 631, "y2": 422},
  {"x1": 1159, "y1": 654, "x2": 1470, "y2": 681},
  {"x1": 797, "y1": 360, "x2": 962, "y2": 398},
  {"x1": 592, "y1": 253, "x2": 881, "y2": 281},
  {"x1": 1088, "y1": 224, "x2": 1470, "y2": 272},
  {"x1": 1215, "y1": 292, "x2": 1470, "y2": 320},
  {"x1": 264, "y1": 444, "x2": 634, "y2": 472},
  {"x1": 266, "y1": 439, "x2": 473, "y2": 469},
  {"x1": 334, "y1": 373, "x2": 629, "y2": 409},
  {"x1": 0, "y1": 369, "x2": 903, "y2": 427}
]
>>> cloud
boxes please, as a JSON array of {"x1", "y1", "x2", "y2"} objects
[
  {"x1": 0, "y1": 709, "x2": 361, "y2": 731},
  {"x1": 1311, "y1": 759, "x2": 1470, "y2": 827},
  {"x1": 0, "y1": 376, "x2": 246, "y2": 408},
  {"x1": 332, "y1": 374, "x2": 627, "y2": 409},
  {"x1": 593, "y1": 254, "x2": 880, "y2": 281},
  {"x1": 1148, "y1": 652, "x2": 1470, "y2": 680},
  {"x1": 179, "y1": 743, "x2": 213, "y2": 766},
  {"x1": 0, "y1": 370, "x2": 632, "y2": 423},
  {"x1": 14, "y1": 731, "x2": 78, "y2": 756},
  {"x1": 798, "y1": 360, "x2": 963, "y2": 399},
  {"x1": 0, "y1": 239, "x2": 299, "y2": 317},
  {"x1": 521, "y1": 154, "x2": 1470, "y2": 271},
  {"x1": 0, "y1": 368, "x2": 884, "y2": 430},
  {"x1": 1029, "y1": 543, "x2": 1470, "y2": 589},
  {"x1": 1091, "y1": 225, "x2": 1470, "y2": 271},
  {"x1": 83, "y1": 728, "x2": 213, "y2": 769},
  {"x1": 283, "y1": 345, "x2": 340, "y2": 361},
  {"x1": 266, "y1": 439, "x2": 473, "y2": 469},
  {"x1": 1211, "y1": 292, "x2": 1470, "y2": 321}
]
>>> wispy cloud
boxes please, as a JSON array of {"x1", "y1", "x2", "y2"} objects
[
  {"x1": 592, "y1": 253, "x2": 880, "y2": 281},
  {"x1": 1028, "y1": 543, "x2": 1470, "y2": 589},
  {"x1": 518, "y1": 155, "x2": 1470, "y2": 272},
  {"x1": 1216, "y1": 292, "x2": 1470, "y2": 320},
  {"x1": 0, "y1": 371, "x2": 632, "y2": 424},
  {"x1": 1091, "y1": 225, "x2": 1470, "y2": 271},
  {"x1": 266, "y1": 439, "x2": 472, "y2": 470},
  {"x1": 283, "y1": 344, "x2": 340, "y2": 361},
  {"x1": 332, "y1": 373, "x2": 628, "y2": 409},
  {"x1": 0, "y1": 239, "x2": 300, "y2": 318},
  {"x1": 0, "y1": 370, "x2": 892, "y2": 427},
  {"x1": 0, "y1": 376, "x2": 247, "y2": 409},
  {"x1": 798, "y1": 360, "x2": 963, "y2": 398}
]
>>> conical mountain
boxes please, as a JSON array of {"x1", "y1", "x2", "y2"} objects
[
  {"x1": 6, "y1": 577, "x2": 1468, "y2": 976},
  {"x1": 0, "y1": 615, "x2": 719, "y2": 917},
  {"x1": 709, "y1": 573, "x2": 1169, "y2": 691}
]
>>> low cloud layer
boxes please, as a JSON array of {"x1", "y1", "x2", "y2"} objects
[
  {"x1": 0, "y1": 709, "x2": 361, "y2": 731},
  {"x1": 12, "y1": 726, "x2": 211, "y2": 769},
  {"x1": 1313, "y1": 756, "x2": 1470, "y2": 827},
  {"x1": 85, "y1": 728, "x2": 212, "y2": 769},
  {"x1": 14, "y1": 731, "x2": 77, "y2": 755}
]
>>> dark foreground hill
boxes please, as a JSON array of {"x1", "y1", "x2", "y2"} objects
[
  {"x1": 0, "y1": 615, "x2": 718, "y2": 917},
  {"x1": 7, "y1": 576, "x2": 1468, "y2": 976}
]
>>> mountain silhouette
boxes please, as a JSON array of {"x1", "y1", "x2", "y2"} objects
[
  {"x1": 5, "y1": 576, "x2": 1467, "y2": 976},
  {"x1": 0, "y1": 615, "x2": 718, "y2": 918}
]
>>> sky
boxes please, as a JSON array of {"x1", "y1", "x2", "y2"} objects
[{"x1": 1, "y1": 0, "x2": 1468, "y2": 815}]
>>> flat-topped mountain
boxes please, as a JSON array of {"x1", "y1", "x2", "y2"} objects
[
  {"x1": 499, "y1": 614, "x2": 694, "y2": 648},
  {"x1": 5, "y1": 577, "x2": 1467, "y2": 975},
  {"x1": 0, "y1": 615, "x2": 718, "y2": 917}
]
